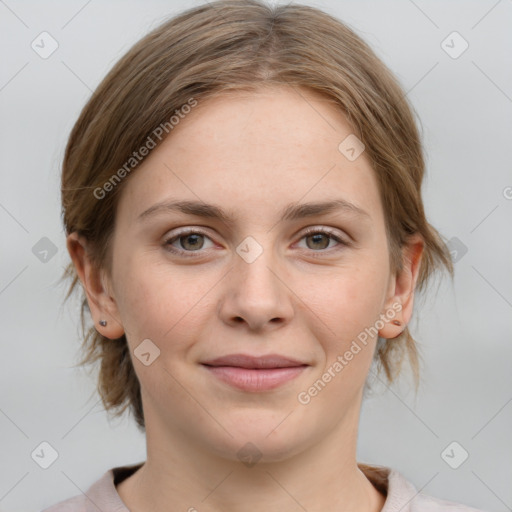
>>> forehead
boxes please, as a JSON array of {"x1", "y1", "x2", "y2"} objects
[{"x1": 116, "y1": 85, "x2": 384, "y2": 227}]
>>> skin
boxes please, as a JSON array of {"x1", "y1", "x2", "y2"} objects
[{"x1": 68, "y1": 85, "x2": 423, "y2": 512}]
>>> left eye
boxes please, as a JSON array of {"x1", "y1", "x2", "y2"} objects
[
  {"x1": 297, "y1": 228, "x2": 346, "y2": 251},
  {"x1": 163, "y1": 228, "x2": 347, "y2": 257}
]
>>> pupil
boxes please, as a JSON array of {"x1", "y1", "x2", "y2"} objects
[
  {"x1": 183, "y1": 234, "x2": 202, "y2": 250},
  {"x1": 309, "y1": 233, "x2": 328, "y2": 250}
]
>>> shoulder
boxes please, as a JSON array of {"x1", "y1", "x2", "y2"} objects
[
  {"x1": 411, "y1": 492, "x2": 488, "y2": 512},
  {"x1": 40, "y1": 466, "x2": 123, "y2": 512},
  {"x1": 40, "y1": 462, "x2": 143, "y2": 512},
  {"x1": 386, "y1": 468, "x2": 489, "y2": 512},
  {"x1": 41, "y1": 494, "x2": 89, "y2": 512}
]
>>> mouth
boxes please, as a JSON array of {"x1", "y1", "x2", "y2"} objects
[{"x1": 201, "y1": 353, "x2": 309, "y2": 392}]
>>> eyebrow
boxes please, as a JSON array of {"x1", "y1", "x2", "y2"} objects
[{"x1": 137, "y1": 198, "x2": 370, "y2": 226}]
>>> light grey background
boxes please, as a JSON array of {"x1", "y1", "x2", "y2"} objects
[{"x1": 1, "y1": 1, "x2": 511, "y2": 511}]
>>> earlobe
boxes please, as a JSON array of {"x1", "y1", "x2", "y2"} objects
[
  {"x1": 66, "y1": 232, "x2": 125, "y2": 339},
  {"x1": 378, "y1": 234, "x2": 424, "y2": 339}
]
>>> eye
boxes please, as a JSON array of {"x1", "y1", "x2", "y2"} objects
[
  {"x1": 163, "y1": 229, "x2": 215, "y2": 257},
  {"x1": 163, "y1": 226, "x2": 349, "y2": 258},
  {"x1": 296, "y1": 227, "x2": 348, "y2": 254}
]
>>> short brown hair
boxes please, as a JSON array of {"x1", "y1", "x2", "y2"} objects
[{"x1": 61, "y1": 0, "x2": 453, "y2": 430}]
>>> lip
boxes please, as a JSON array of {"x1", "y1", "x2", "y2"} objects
[
  {"x1": 202, "y1": 353, "x2": 307, "y2": 369},
  {"x1": 201, "y1": 353, "x2": 309, "y2": 392}
]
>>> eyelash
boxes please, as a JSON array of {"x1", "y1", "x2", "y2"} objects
[{"x1": 163, "y1": 227, "x2": 349, "y2": 259}]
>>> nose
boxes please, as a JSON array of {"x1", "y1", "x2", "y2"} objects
[{"x1": 218, "y1": 243, "x2": 294, "y2": 332}]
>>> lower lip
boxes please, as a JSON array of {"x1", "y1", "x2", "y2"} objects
[{"x1": 202, "y1": 365, "x2": 307, "y2": 391}]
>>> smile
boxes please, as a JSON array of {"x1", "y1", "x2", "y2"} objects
[
  {"x1": 201, "y1": 353, "x2": 309, "y2": 392},
  {"x1": 202, "y1": 365, "x2": 308, "y2": 392}
]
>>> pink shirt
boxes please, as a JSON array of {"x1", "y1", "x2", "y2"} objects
[{"x1": 41, "y1": 462, "x2": 487, "y2": 511}]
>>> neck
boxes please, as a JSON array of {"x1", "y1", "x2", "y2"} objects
[{"x1": 117, "y1": 406, "x2": 386, "y2": 512}]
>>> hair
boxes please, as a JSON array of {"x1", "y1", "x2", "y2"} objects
[{"x1": 61, "y1": 0, "x2": 453, "y2": 430}]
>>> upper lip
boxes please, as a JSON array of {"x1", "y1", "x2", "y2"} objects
[{"x1": 201, "y1": 354, "x2": 308, "y2": 369}]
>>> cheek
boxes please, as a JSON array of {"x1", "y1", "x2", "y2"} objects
[
  {"x1": 295, "y1": 267, "x2": 388, "y2": 421},
  {"x1": 304, "y1": 267, "x2": 388, "y2": 404},
  {"x1": 112, "y1": 251, "x2": 215, "y2": 348},
  {"x1": 312, "y1": 256, "x2": 389, "y2": 342}
]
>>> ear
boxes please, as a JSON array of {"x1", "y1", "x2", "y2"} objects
[
  {"x1": 378, "y1": 233, "x2": 424, "y2": 339},
  {"x1": 66, "y1": 232, "x2": 125, "y2": 339}
]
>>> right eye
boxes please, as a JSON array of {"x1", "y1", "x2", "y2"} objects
[{"x1": 163, "y1": 229, "x2": 216, "y2": 257}]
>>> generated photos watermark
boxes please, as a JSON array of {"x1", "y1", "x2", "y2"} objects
[
  {"x1": 93, "y1": 97, "x2": 198, "y2": 200},
  {"x1": 297, "y1": 302, "x2": 402, "y2": 405}
]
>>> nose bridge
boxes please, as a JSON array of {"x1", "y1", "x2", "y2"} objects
[
  {"x1": 219, "y1": 232, "x2": 293, "y2": 330},
  {"x1": 234, "y1": 233, "x2": 283, "y2": 298}
]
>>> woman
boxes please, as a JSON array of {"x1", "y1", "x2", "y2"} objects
[{"x1": 44, "y1": 1, "x2": 486, "y2": 510}]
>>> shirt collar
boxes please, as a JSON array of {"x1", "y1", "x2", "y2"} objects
[{"x1": 82, "y1": 461, "x2": 420, "y2": 512}]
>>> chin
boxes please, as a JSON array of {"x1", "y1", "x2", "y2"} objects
[{"x1": 203, "y1": 414, "x2": 313, "y2": 465}]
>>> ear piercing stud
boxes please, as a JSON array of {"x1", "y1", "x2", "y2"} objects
[{"x1": 99, "y1": 320, "x2": 107, "y2": 327}]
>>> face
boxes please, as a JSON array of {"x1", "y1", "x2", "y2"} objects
[{"x1": 81, "y1": 86, "x2": 418, "y2": 463}]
